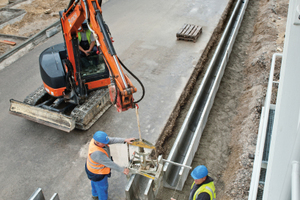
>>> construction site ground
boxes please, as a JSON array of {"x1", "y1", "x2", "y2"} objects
[{"x1": 0, "y1": 0, "x2": 288, "y2": 199}]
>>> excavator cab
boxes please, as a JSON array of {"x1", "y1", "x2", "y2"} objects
[
  {"x1": 39, "y1": 43, "x2": 110, "y2": 99},
  {"x1": 77, "y1": 20, "x2": 110, "y2": 86}
]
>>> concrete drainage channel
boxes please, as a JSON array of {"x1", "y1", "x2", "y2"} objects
[{"x1": 125, "y1": 0, "x2": 249, "y2": 199}]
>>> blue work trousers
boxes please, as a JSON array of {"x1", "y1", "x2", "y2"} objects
[{"x1": 91, "y1": 176, "x2": 108, "y2": 200}]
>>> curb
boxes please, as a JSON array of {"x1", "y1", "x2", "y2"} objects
[
  {"x1": 0, "y1": 33, "x2": 28, "y2": 40},
  {"x1": 0, "y1": 20, "x2": 61, "y2": 64}
]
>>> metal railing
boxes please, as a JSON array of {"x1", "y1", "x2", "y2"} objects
[{"x1": 248, "y1": 53, "x2": 282, "y2": 200}]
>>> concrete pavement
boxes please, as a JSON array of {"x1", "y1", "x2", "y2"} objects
[{"x1": 0, "y1": 0, "x2": 229, "y2": 199}]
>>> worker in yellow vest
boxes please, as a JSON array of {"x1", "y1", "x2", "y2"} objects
[
  {"x1": 171, "y1": 165, "x2": 216, "y2": 200},
  {"x1": 78, "y1": 20, "x2": 97, "y2": 57},
  {"x1": 85, "y1": 131, "x2": 135, "y2": 200}
]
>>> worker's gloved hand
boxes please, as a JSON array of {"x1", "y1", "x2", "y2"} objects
[
  {"x1": 124, "y1": 138, "x2": 135, "y2": 144},
  {"x1": 123, "y1": 168, "x2": 130, "y2": 175}
]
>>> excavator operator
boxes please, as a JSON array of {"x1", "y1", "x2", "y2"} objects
[{"x1": 78, "y1": 20, "x2": 97, "y2": 57}]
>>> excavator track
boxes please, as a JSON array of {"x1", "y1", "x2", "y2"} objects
[
  {"x1": 24, "y1": 85, "x2": 48, "y2": 106},
  {"x1": 10, "y1": 85, "x2": 111, "y2": 131},
  {"x1": 71, "y1": 88, "x2": 111, "y2": 130}
]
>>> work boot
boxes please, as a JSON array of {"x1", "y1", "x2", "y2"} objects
[{"x1": 92, "y1": 196, "x2": 98, "y2": 200}]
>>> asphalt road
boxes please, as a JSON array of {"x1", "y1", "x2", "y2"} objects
[{"x1": 0, "y1": 0, "x2": 229, "y2": 199}]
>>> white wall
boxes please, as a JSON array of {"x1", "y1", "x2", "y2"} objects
[{"x1": 263, "y1": 0, "x2": 300, "y2": 199}]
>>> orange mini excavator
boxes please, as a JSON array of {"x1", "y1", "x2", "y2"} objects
[{"x1": 9, "y1": 0, "x2": 144, "y2": 132}]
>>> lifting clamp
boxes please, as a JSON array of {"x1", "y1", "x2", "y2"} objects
[
  {"x1": 126, "y1": 105, "x2": 193, "y2": 197},
  {"x1": 127, "y1": 105, "x2": 163, "y2": 181},
  {"x1": 127, "y1": 138, "x2": 163, "y2": 180}
]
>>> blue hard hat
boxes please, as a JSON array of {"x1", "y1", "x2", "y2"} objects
[
  {"x1": 93, "y1": 131, "x2": 109, "y2": 144},
  {"x1": 191, "y1": 165, "x2": 208, "y2": 179}
]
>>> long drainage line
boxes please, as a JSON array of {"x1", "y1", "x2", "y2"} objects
[
  {"x1": 163, "y1": 0, "x2": 249, "y2": 191},
  {"x1": 125, "y1": 0, "x2": 249, "y2": 199}
]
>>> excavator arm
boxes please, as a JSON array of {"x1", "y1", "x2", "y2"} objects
[{"x1": 60, "y1": 0, "x2": 137, "y2": 111}]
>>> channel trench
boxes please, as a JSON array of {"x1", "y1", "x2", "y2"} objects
[{"x1": 125, "y1": 0, "x2": 249, "y2": 199}]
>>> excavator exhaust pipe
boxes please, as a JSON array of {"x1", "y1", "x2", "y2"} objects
[{"x1": 9, "y1": 99, "x2": 75, "y2": 132}]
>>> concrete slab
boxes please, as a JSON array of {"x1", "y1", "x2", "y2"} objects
[{"x1": 0, "y1": 0, "x2": 229, "y2": 199}]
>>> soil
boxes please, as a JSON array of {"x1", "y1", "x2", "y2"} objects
[
  {"x1": 1, "y1": 0, "x2": 67, "y2": 37},
  {"x1": 156, "y1": 0, "x2": 288, "y2": 199},
  {"x1": 0, "y1": 0, "x2": 289, "y2": 199},
  {"x1": 0, "y1": 0, "x2": 69, "y2": 55}
]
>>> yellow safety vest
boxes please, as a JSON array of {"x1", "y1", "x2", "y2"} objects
[
  {"x1": 78, "y1": 30, "x2": 92, "y2": 44},
  {"x1": 191, "y1": 181, "x2": 216, "y2": 200}
]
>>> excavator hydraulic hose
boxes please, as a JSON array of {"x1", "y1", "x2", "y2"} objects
[{"x1": 119, "y1": 59, "x2": 145, "y2": 104}]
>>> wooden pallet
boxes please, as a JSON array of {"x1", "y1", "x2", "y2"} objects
[{"x1": 176, "y1": 24, "x2": 202, "y2": 43}]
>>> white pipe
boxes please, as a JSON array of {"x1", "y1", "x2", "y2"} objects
[
  {"x1": 292, "y1": 161, "x2": 300, "y2": 200},
  {"x1": 162, "y1": 159, "x2": 192, "y2": 169},
  {"x1": 248, "y1": 53, "x2": 282, "y2": 200}
]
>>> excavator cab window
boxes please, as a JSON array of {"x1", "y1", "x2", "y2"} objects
[{"x1": 80, "y1": 54, "x2": 109, "y2": 79}]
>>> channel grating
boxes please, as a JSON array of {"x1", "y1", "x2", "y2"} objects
[
  {"x1": 259, "y1": 168, "x2": 267, "y2": 184},
  {"x1": 257, "y1": 107, "x2": 275, "y2": 199},
  {"x1": 262, "y1": 108, "x2": 275, "y2": 162},
  {"x1": 256, "y1": 186, "x2": 264, "y2": 200}
]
